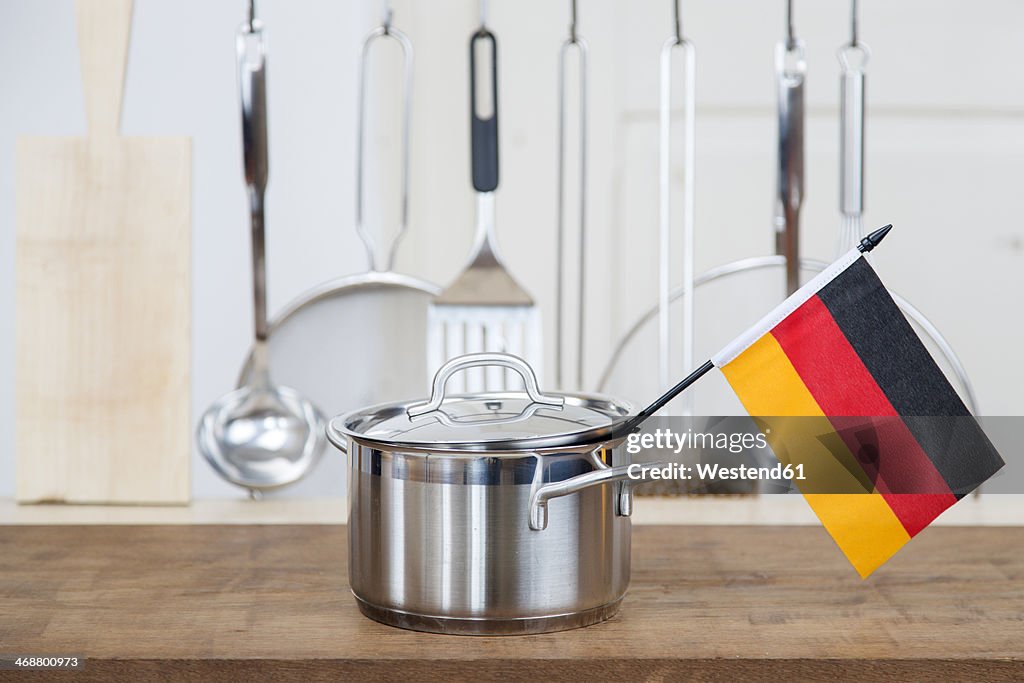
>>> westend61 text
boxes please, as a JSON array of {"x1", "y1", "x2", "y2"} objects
[{"x1": 627, "y1": 462, "x2": 806, "y2": 482}]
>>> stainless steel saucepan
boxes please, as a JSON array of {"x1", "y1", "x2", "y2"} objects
[{"x1": 326, "y1": 352, "x2": 666, "y2": 635}]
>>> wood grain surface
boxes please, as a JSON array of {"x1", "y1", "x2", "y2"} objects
[
  {"x1": 15, "y1": 0, "x2": 190, "y2": 504},
  {"x1": 0, "y1": 525, "x2": 1022, "y2": 681}
]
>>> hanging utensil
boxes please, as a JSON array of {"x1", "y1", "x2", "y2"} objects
[
  {"x1": 658, "y1": 0, "x2": 697, "y2": 398},
  {"x1": 775, "y1": 0, "x2": 805, "y2": 295},
  {"x1": 236, "y1": 4, "x2": 439, "y2": 451},
  {"x1": 555, "y1": 0, "x2": 588, "y2": 391},
  {"x1": 427, "y1": 5, "x2": 542, "y2": 394},
  {"x1": 197, "y1": 8, "x2": 326, "y2": 496},
  {"x1": 837, "y1": 0, "x2": 869, "y2": 256}
]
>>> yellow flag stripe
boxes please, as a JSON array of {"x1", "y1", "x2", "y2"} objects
[
  {"x1": 720, "y1": 333, "x2": 911, "y2": 578},
  {"x1": 720, "y1": 333, "x2": 821, "y2": 416}
]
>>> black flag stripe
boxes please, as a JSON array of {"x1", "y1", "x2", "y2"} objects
[{"x1": 817, "y1": 258, "x2": 1004, "y2": 496}]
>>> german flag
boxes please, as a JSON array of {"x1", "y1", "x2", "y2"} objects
[{"x1": 712, "y1": 246, "x2": 1004, "y2": 577}]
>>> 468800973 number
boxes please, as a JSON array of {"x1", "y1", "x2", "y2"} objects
[{"x1": 0, "y1": 656, "x2": 83, "y2": 670}]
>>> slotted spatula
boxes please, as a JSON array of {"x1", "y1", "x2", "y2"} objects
[{"x1": 426, "y1": 22, "x2": 541, "y2": 393}]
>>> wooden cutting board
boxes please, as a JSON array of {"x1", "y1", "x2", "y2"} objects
[{"x1": 16, "y1": 0, "x2": 191, "y2": 504}]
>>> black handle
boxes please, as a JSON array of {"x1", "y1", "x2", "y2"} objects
[{"x1": 470, "y1": 28, "x2": 499, "y2": 192}]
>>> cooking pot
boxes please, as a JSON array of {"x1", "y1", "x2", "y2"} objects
[{"x1": 327, "y1": 352, "x2": 664, "y2": 635}]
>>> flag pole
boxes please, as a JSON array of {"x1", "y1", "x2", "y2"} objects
[{"x1": 613, "y1": 224, "x2": 894, "y2": 439}]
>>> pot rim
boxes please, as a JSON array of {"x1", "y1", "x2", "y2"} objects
[{"x1": 327, "y1": 390, "x2": 634, "y2": 455}]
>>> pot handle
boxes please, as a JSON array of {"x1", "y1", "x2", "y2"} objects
[
  {"x1": 408, "y1": 353, "x2": 564, "y2": 418},
  {"x1": 529, "y1": 462, "x2": 668, "y2": 531}
]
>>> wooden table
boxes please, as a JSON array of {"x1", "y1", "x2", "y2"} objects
[{"x1": 1, "y1": 525, "x2": 1022, "y2": 681}]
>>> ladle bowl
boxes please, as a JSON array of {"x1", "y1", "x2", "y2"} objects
[{"x1": 197, "y1": 380, "x2": 325, "y2": 493}]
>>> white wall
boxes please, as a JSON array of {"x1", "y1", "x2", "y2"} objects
[{"x1": 2, "y1": 0, "x2": 1022, "y2": 500}]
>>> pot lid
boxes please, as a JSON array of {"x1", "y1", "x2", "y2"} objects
[{"x1": 329, "y1": 353, "x2": 632, "y2": 452}]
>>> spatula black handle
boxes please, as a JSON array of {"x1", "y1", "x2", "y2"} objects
[{"x1": 470, "y1": 28, "x2": 499, "y2": 193}]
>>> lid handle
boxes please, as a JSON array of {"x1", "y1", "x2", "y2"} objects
[{"x1": 408, "y1": 353, "x2": 564, "y2": 418}]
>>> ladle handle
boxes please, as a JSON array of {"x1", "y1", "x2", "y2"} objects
[{"x1": 238, "y1": 20, "x2": 269, "y2": 343}]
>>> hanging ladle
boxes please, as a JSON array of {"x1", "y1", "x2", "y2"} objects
[{"x1": 197, "y1": 11, "x2": 326, "y2": 496}]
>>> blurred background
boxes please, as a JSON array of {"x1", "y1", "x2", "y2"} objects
[{"x1": 1, "y1": 0, "x2": 1022, "y2": 501}]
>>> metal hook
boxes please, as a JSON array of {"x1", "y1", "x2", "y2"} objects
[
  {"x1": 849, "y1": 0, "x2": 859, "y2": 46},
  {"x1": 785, "y1": 0, "x2": 796, "y2": 50},
  {"x1": 246, "y1": 0, "x2": 256, "y2": 33},
  {"x1": 569, "y1": 0, "x2": 578, "y2": 43},
  {"x1": 381, "y1": 0, "x2": 393, "y2": 34},
  {"x1": 837, "y1": 0, "x2": 869, "y2": 72},
  {"x1": 672, "y1": 0, "x2": 683, "y2": 43}
]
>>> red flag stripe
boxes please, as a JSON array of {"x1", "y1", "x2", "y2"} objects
[{"x1": 770, "y1": 295, "x2": 956, "y2": 536}]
